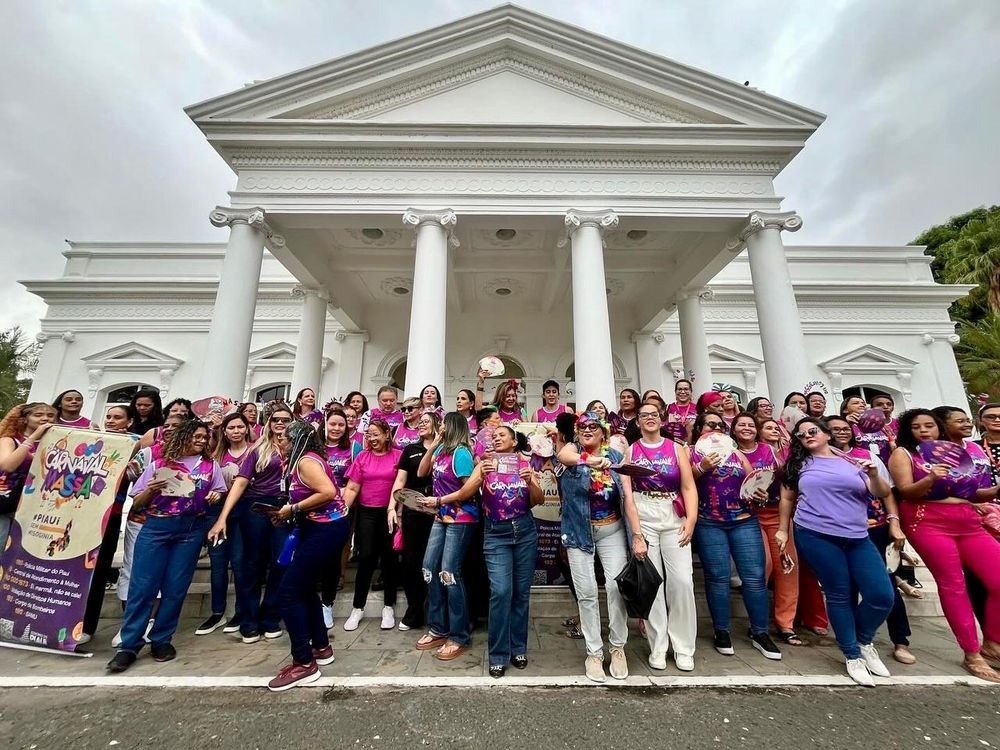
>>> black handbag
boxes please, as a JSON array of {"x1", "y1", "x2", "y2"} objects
[{"x1": 614, "y1": 552, "x2": 663, "y2": 620}]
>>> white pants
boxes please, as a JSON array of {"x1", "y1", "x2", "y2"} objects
[
  {"x1": 116, "y1": 519, "x2": 143, "y2": 602},
  {"x1": 634, "y1": 493, "x2": 697, "y2": 660},
  {"x1": 567, "y1": 520, "x2": 629, "y2": 658}
]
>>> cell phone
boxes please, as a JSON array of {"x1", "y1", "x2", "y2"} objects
[{"x1": 250, "y1": 502, "x2": 280, "y2": 516}]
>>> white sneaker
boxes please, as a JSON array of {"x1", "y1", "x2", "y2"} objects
[
  {"x1": 144, "y1": 618, "x2": 154, "y2": 643},
  {"x1": 380, "y1": 606, "x2": 395, "y2": 630},
  {"x1": 111, "y1": 630, "x2": 122, "y2": 648},
  {"x1": 343, "y1": 608, "x2": 364, "y2": 631},
  {"x1": 322, "y1": 604, "x2": 334, "y2": 630},
  {"x1": 674, "y1": 654, "x2": 695, "y2": 672},
  {"x1": 648, "y1": 654, "x2": 667, "y2": 670},
  {"x1": 585, "y1": 655, "x2": 606, "y2": 683},
  {"x1": 846, "y1": 657, "x2": 875, "y2": 687},
  {"x1": 397, "y1": 621, "x2": 411, "y2": 632},
  {"x1": 609, "y1": 646, "x2": 628, "y2": 680},
  {"x1": 859, "y1": 643, "x2": 891, "y2": 678},
  {"x1": 264, "y1": 629, "x2": 284, "y2": 640},
  {"x1": 76, "y1": 633, "x2": 92, "y2": 645}
]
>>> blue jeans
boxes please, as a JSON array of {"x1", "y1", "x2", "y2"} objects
[
  {"x1": 277, "y1": 517, "x2": 351, "y2": 664},
  {"x1": 237, "y1": 498, "x2": 290, "y2": 636},
  {"x1": 206, "y1": 502, "x2": 244, "y2": 619},
  {"x1": 693, "y1": 516, "x2": 770, "y2": 634},
  {"x1": 423, "y1": 520, "x2": 475, "y2": 645},
  {"x1": 483, "y1": 515, "x2": 538, "y2": 666},
  {"x1": 118, "y1": 514, "x2": 209, "y2": 653},
  {"x1": 795, "y1": 523, "x2": 895, "y2": 659}
]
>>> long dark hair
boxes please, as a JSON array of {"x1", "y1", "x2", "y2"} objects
[
  {"x1": 895, "y1": 408, "x2": 947, "y2": 453},
  {"x1": 420, "y1": 384, "x2": 442, "y2": 407},
  {"x1": 292, "y1": 388, "x2": 315, "y2": 417},
  {"x1": 213, "y1": 413, "x2": 252, "y2": 462},
  {"x1": 746, "y1": 396, "x2": 771, "y2": 419},
  {"x1": 783, "y1": 392, "x2": 807, "y2": 407},
  {"x1": 690, "y1": 412, "x2": 728, "y2": 445},
  {"x1": 285, "y1": 420, "x2": 325, "y2": 464},
  {"x1": 782, "y1": 417, "x2": 831, "y2": 492},
  {"x1": 439, "y1": 411, "x2": 471, "y2": 456},
  {"x1": 344, "y1": 391, "x2": 369, "y2": 414},
  {"x1": 129, "y1": 389, "x2": 164, "y2": 432},
  {"x1": 322, "y1": 407, "x2": 351, "y2": 450},
  {"x1": 618, "y1": 388, "x2": 641, "y2": 416},
  {"x1": 52, "y1": 389, "x2": 84, "y2": 419},
  {"x1": 457, "y1": 389, "x2": 476, "y2": 413},
  {"x1": 163, "y1": 398, "x2": 193, "y2": 418}
]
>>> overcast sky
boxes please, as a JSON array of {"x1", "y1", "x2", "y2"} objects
[{"x1": 3, "y1": 0, "x2": 999, "y2": 336}]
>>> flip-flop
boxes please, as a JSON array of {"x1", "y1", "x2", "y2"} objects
[
  {"x1": 777, "y1": 630, "x2": 803, "y2": 646},
  {"x1": 434, "y1": 641, "x2": 469, "y2": 661},
  {"x1": 415, "y1": 633, "x2": 447, "y2": 651}
]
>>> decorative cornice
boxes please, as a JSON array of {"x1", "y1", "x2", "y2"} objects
[
  {"x1": 209, "y1": 206, "x2": 286, "y2": 249},
  {"x1": 725, "y1": 210, "x2": 802, "y2": 252},
  {"x1": 301, "y1": 49, "x2": 702, "y2": 124},
  {"x1": 229, "y1": 147, "x2": 784, "y2": 175}
]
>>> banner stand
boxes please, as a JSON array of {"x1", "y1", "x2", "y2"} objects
[{"x1": 0, "y1": 641, "x2": 93, "y2": 657}]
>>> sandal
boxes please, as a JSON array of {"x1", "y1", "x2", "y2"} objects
[
  {"x1": 561, "y1": 617, "x2": 578, "y2": 627},
  {"x1": 415, "y1": 633, "x2": 447, "y2": 651},
  {"x1": 435, "y1": 640, "x2": 469, "y2": 661},
  {"x1": 777, "y1": 630, "x2": 803, "y2": 646},
  {"x1": 895, "y1": 577, "x2": 924, "y2": 599},
  {"x1": 963, "y1": 654, "x2": 1000, "y2": 683},
  {"x1": 565, "y1": 623, "x2": 584, "y2": 640},
  {"x1": 981, "y1": 644, "x2": 1000, "y2": 669},
  {"x1": 805, "y1": 626, "x2": 828, "y2": 637}
]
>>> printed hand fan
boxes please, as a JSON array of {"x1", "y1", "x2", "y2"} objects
[
  {"x1": 393, "y1": 488, "x2": 437, "y2": 514},
  {"x1": 739, "y1": 468, "x2": 775, "y2": 502},
  {"x1": 608, "y1": 434, "x2": 629, "y2": 456},
  {"x1": 526, "y1": 432, "x2": 554, "y2": 458},
  {"x1": 885, "y1": 544, "x2": 901, "y2": 574},
  {"x1": 856, "y1": 408, "x2": 887, "y2": 434},
  {"x1": 478, "y1": 356, "x2": 505, "y2": 377},
  {"x1": 916, "y1": 440, "x2": 975, "y2": 474},
  {"x1": 152, "y1": 467, "x2": 196, "y2": 498},
  {"x1": 610, "y1": 463, "x2": 657, "y2": 478},
  {"x1": 779, "y1": 406, "x2": 807, "y2": 435},
  {"x1": 694, "y1": 432, "x2": 737, "y2": 462},
  {"x1": 192, "y1": 396, "x2": 236, "y2": 420}
]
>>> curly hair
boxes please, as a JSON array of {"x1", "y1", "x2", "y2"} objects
[
  {"x1": 781, "y1": 416, "x2": 831, "y2": 492},
  {"x1": 895, "y1": 408, "x2": 947, "y2": 453},
  {"x1": 162, "y1": 419, "x2": 210, "y2": 462},
  {"x1": 0, "y1": 403, "x2": 57, "y2": 440}
]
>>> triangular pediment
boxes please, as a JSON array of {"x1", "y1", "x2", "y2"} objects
[
  {"x1": 81, "y1": 342, "x2": 183, "y2": 369},
  {"x1": 820, "y1": 345, "x2": 917, "y2": 372},
  {"x1": 187, "y1": 5, "x2": 824, "y2": 130},
  {"x1": 248, "y1": 342, "x2": 297, "y2": 364}
]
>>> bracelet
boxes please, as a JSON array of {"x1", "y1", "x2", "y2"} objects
[
  {"x1": 631, "y1": 532, "x2": 643, "y2": 539},
  {"x1": 580, "y1": 451, "x2": 591, "y2": 464},
  {"x1": 476, "y1": 387, "x2": 485, "y2": 392},
  {"x1": 886, "y1": 513, "x2": 900, "y2": 522}
]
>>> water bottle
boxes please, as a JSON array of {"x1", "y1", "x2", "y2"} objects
[{"x1": 276, "y1": 527, "x2": 300, "y2": 566}]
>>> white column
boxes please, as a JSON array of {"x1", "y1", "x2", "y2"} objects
[
  {"x1": 676, "y1": 288, "x2": 714, "y2": 394},
  {"x1": 564, "y1": 209, "x2": 618, "y2": 408},
  {"x1": 632, "y1": 331, "x2": 665, "y2": 395},
  {"x1": 727, "y1": 211, "x2": 808, "y2": 401},
  {"x1": 290, "y1": 286, "x2": 329, "y2": 398},
  {"x1": 199, "y1": 207, "x2": 283, "y2": 398},
  {"x1": 28, "y1": 331, "x2": 74, "y2": 402},
  {"x1": 401, "y1": 209, "x2": 455, "y2": 398},
  {"x1": 334, "y1": 331, "x2": 369, "y2": 399}
]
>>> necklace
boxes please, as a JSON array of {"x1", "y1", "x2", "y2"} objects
[{"x1": 737, "y1": 442, "x2": 759, "y2": 454}]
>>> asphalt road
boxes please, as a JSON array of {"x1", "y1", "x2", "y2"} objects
[{"x1": 2, "y1": 686, "x2": 998, "y2": 749}]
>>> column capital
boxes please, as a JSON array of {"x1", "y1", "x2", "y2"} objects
[
  {"x1": 559, "y1": 209, "x2": 619, "y2": 247},
  {"x1": 402, "y1": 208, "x2": 459, "y2": 246},
  {"x1": 725, "y1": 210, "x2": 802, "y2": 252},
  {"x1": 675, "y1": 287, "x2": 714, "y2": 303},
  {"x1": 291, "y1": 285, "x2": 330, "y2": 302},
  {"x1": 209, "y1": 206, "x2": 286, "y2": 249},
  {"x1": 335, "y1": 330, "x2": 370, "y2": 343},
  {"x1": 630, "y1": 331, "x2": 665, "y2": 344}
]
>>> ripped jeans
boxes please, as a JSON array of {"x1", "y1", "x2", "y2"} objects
[{"x1": 422, "y1": 519, "x2": 476, "y2": 646}]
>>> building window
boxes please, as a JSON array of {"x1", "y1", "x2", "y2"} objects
[
  {"x1": 842, "y1": 384, "x2": 892, "y2": 406},
  {"x1": 255, "y1": 384, "x2": 290, "y2": 404},
  {"x1": 105, "y1": 384, "x2": 155, "y2": 408},
  {"x1": 389, "y1": 360, "x2": 407, "y2": 392},
  {"x1": 713, "y1": 383, "x2": 748, "y2": 406}
]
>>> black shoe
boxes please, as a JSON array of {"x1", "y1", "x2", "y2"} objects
[
  {"x1": 714, "y1": 630, "x2": 735, "y2": 656},
  {"x1": 151, "y1": 642, "x2": 177, "y2": 662},
  {"x1": 195, "y1": 613, "x2": 225, "y2": 635},
  {"x1": 107, "y1": 651, "x2": 136, "y2": 673},
  {"x1": 222, "y1": 617, "x2": 242, "y2": 634},
  {"x1": 489, "y1": 665, "x2": 506, "y2": 679},
  {"x1": 511, "y1": 655, "x2": 528, "y2": 670},
  {"x1": 372, "y1": 577, "x2": 385, "y2": 592},
  {"x1": 748, "y1": 630, "x2": 782, "y2": 661}
]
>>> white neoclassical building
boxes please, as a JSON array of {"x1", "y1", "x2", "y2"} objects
[{"x1": 23, "y1": 5, "x2": 969, "y2": 417}]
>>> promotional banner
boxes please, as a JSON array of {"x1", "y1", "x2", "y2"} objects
[
  {"x1": 0, "y1": 427, "x2": 135, "y2": 655},
  {"x1": 513, "y1": 422, "x2": 566, "y2": 586}
]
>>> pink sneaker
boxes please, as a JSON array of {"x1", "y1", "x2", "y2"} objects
[
  {"x1": 312, "y1": 645, "x2": 335, "y2": 666},
  {"x1": 267, "y1": 661, "x2": 321, "y2": 692}
]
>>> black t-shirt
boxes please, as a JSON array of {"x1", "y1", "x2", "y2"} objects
[
  {"x1": 986, "y1": 441, "x2": 1000, "y2": 485},
  {"x1": 398, "y1": 442, "x2": 433, "y2": 495}
]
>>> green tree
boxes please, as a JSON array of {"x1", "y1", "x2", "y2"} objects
[
  {"x1": 914, "y1": 204, "x2": 1000, "y2": 322},
  {"x1": 955, "y1": 315, "x2": 1000, "y2": 397},
  {"x1": 0, "y1": 326, "x2": 38, "y2": 415}
]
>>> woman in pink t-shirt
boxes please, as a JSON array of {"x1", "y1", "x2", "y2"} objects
[
  {"x1": 52, "y1": 389, "x2": 97, "y2": 429},
  {"x1": 533, "y1": 380, "x2": 574, "y2": 424},
  {"x1": 340, "y1": 418, "x2": 403, "y2": 632}
]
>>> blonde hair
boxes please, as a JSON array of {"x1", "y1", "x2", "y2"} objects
[
  {"x1": 0, "y1": 403, "x2": 57, "y2": 440},
  {"x1": 255, "y1": 405, "x2": 292, "y2": 473}
]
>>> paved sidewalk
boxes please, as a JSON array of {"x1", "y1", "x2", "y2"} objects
[{"x1": 1, "y1": 613, "x2": 993, "y2": 688}]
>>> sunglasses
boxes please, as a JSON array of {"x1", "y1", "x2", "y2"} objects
[
  {"x1": 270, "y1": 417, "x2": 292, "y2": 424},
  {"x1": 704, "y1": 422, "x2": 725, "y2": 431},
  {"x1": 796, "y1": 427, "x2": 822, "y2": 439},
  {"x1": 401, "y1": 406, "x2": 420, "y2": 413},
  {"x1": 579, "y1": 423, "x2": 601, "y2": 432}
]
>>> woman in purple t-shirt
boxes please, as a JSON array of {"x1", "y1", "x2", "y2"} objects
[
  {"x1": 442, "y1": 426, "x2": 543, "y2": 677},
  {"x1": 265, "y1": 421, "x2": 350, "y2": 691},
  {"x1": 108, "y1": 420, "x2": 226, "y2": 673},
  {"x1": 393, "y1": 397, "x2": 424, "y2": 450},
  {"x1": 340, "y1": 418, "x2": 403, "y2": 633},
  {"x1": 777, "y1": 416, "x2": 894, "y2": 687}
]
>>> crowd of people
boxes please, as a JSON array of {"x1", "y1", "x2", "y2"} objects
[{"x1": 1, "y1": 376, "x2": 1000, "y2": 691}]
